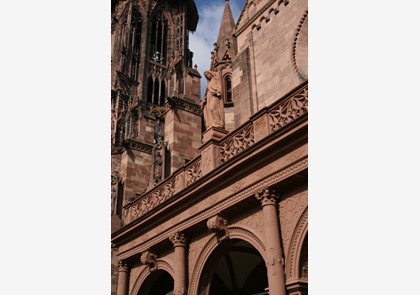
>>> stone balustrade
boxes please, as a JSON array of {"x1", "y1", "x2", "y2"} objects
[{"x1": 122, "y1": 81, "x2": 308, "y2": 224}]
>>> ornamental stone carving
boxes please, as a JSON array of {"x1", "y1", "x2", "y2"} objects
[
  {"x1": 169, "y1": 231, "x2": 187, "y2": 247},
  {"x1": 255, "y1": 187, "x2": 280, "y2": 207},
  {"x1": 207, "y1": 214, "x2": 229, "y2": 240},
  {"x1": 117, "y1": 260, "x2": 129, "y2": 272},
  {"x1": 200, "y1": 70, "x2": 224, "y2": 129},
  {"x1": 140, "y1": 251, "x2": 158, "y2": 271}
]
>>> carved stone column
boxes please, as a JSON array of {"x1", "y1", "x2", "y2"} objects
[
  {"x1": 255, "y1": 187, "x2": 287, "y2": 295},
  {"x1": 116, "y1": 260, "x2": 129, "y2": 295},
  {"x1": 169, "y1": 232, "x2": 187, "y2": 295}
]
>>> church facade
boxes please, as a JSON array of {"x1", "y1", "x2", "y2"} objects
[{"x1": 111, "y1": 0, "x2": 308, "y2": 294}]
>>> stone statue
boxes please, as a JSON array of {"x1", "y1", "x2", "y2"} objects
[{"x1": 200, "y1": 70, "x2": 224, "y2": 129}]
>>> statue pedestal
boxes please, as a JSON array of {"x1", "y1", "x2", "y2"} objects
[
  {"x1": 200, "y1": 127, "x2": 228, "y2": 176},
  {"x1": 201, "y1": 127, "x2": 228, "y2": 145}
]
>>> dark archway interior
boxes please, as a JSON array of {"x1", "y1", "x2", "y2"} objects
[
  {"x1": 138, "y1": 269, "x2": 174, "y2": 295},
  {"x1": 208, "y1": 240, "x2": 268, "y2": 295},
  {"x1": 299, "y1": 233, "x2": 308, "y2": 279}
]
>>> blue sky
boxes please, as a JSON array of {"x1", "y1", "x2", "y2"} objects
[{"x1": 190, "y1": 0, "x2": 246, "y2": 97}]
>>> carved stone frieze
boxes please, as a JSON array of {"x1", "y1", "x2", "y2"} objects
[
  {"x1": 230, "y1": 181, "x2": 245, "y2": 193},
  {"x1": 122, "y1": 83, "x2": 307, "y2": 223},
  {"x1": 286, "y1": 146, "x2": 306, "y2": 163},
  {"x1": 236, "y1": 210, "x2": 264, "y2": 234},
  {"x1": 129, "y1": 177, "x2": 175, "y2": 221},
  {"x1": 185, "y1": 159, "x2": 202, "y2": 186},
  {"x1": 140, "y1": 251, "x2": 158, "y2": 271},
  {"x1": 256, "y1": 165, "x2": 273, "y2": 178},
  {"x1": 189, "y1": 206, "x2": 198, "y2": 215},
  {"x1": 268, "y1": 85, "x2": 308, "y2": 132},
  {"x1": 117, "y1": 158, "x2": 307, "y2": 261},
  {"x1": 220, "y1": 123, "x2": 254, "y2": 164}
]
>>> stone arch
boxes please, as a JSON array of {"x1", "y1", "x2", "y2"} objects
[
  {"x1": 130, "y1": 259, "x2": 174, "y2": 295},
  {"x1": 189, "y1": 226, "x2": 266, "y2": 295},
  {"x1": 292, "y1": 10, "x2": 308, "y2": 81},
  {"x1": 285, "y1": 206, "x2": 308, "y2": 280}
]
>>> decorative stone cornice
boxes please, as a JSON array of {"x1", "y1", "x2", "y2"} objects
[
  {"x1": 169, "y1": 231, "x2": 187, "y2": 247},
  {"x1": 122, "y1": 139, "x2": 153, "y2": 154},
  {"x1": 255, "y1": 187, "x2": 280, "y2": 207},
  {"x1": 140, "y1": 251, "x2": 158, "y2": 271},
  {"x1": 234, "y1": 0, "x2": 288, "y2": 36},
  {"x1": 114, "y1": 157, "x2": 307, "y2": 260},
  {"x1": 166, "y1": 96, "x2": 202, "y2": 115}
]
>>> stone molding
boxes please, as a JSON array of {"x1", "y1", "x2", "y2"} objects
[
  {"x1": 167, "y1": 95, "x2": 202, "y2": 115},
  {"x1": 122, "y1": 139, "x2": 153, "y2": 154},
  {"x1": 116, "y1": 157, "x2": 307, "y2": 261},
  {"x1": 121, "y1": 82, "x2": 307, "y2": 224},
  {"x1": 292, "y1": 10, "x2": 308, "y2": 81},
  {"x1": 235, "y1": 0, "x2": 288, "y2": 36},
  {"x1": 286, "y1": 207, "x2": 308, "y2": 280},
  {"x1": 129, "y1": 260, "x2": 174, "y2": 295}
]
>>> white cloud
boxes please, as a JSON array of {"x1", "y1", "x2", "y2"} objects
[{"x1": 189, "y1": 0, "x2": 243, "y2": 98}]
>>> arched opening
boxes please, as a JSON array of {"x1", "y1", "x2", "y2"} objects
[
  {"x1": 137, "y1": 269, "x2": 174, "y2": 295},
  {"x1": 150, "y1": 9, "x2": 168, "y2": 64},
  {"x1": 224, "y1": 75, "x2": 232, "y2": 104},
  {"x1": 201, "y1": 239, "x2": 268, "y2": 295}
]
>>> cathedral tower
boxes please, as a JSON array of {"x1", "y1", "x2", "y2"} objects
[
  {"x1": 111, "y1": 0, "x2": 202, "y2": 229},
  {"x1": 210, "y1": 0, "x2": 238, "y2": 131}
]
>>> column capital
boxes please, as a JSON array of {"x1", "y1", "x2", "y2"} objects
[
  {"x1": 117, "y1": 260, "x2": 129, "y2": 272},
  {"x1": 255, "y1": 187, "x2": 280, "y2": 207},
  {"x1": 169, "y1": 231, "x2": 187, "y2": 247}
]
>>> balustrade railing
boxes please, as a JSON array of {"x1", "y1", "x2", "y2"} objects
[{"x1": 122, "y1": 82, "x2": 308, "y2": 224}]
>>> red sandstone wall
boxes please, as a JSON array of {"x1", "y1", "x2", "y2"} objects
[
  {"x1": 120, "y1": 150, "x2": 152, "y2": 201},
  {"x1": 233, "y1": 0, "x2": 308, "y2": 125},
  {"x1": 165, "y1": 107, "x2": 201, "y2": 173}
]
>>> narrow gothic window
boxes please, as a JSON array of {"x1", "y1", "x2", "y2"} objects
[
  {"x1": 150, "y1": 10, "x2": 168, "y2": 64},
  {"x1": 116, "y1": 182, "x2": 124, "y2": 218},
  {"x1": 128, "y1": 12, "x2": 142, "y2": 80},
  {"x1": 120, "y1": 8, "x2": 142, "y2": 80},
  {"x1": 160, "y1": 81, "x2": 166, "y2": 105},
  {"x1": 154, "y1": 79, "x2": 160, "y2": 105},
  {"x1": 224, "y1": 75, "x2": 232, "y2": 103}
]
